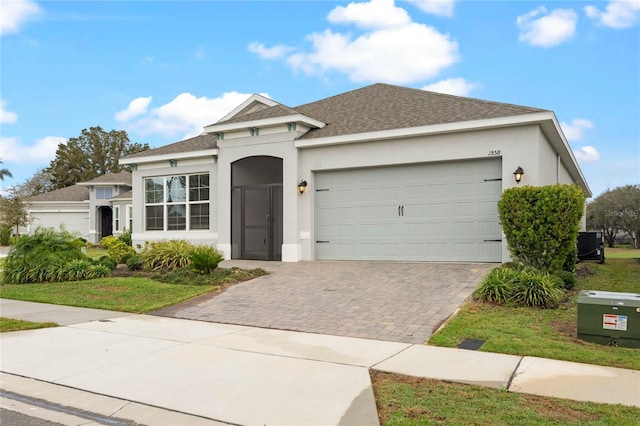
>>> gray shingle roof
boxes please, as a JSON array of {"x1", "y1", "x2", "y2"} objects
[
  {"x1": 122, "y1": 83, "x2": 548, "y2": 158},
  {"x1": 79, "y1": 171, "x2": 132, "y2": 185},
  {"x1": 295, "y1": 83, "x2": 547, "y2": 140},
  {"x1": 26, "y1": 185, "x2": 89, "y2": 202},
  {"x1": 123, "y1": 133, "x2": 217, "y2": 160},
  {"x1": 111, "y1": 189, "x2": 132, "y2": 200}
]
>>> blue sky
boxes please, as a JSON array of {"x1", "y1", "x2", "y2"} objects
[{"x1": 1, "y1": 0, "x2": 638, "y2": 198}]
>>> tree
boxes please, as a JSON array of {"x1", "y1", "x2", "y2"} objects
[
  {"x1": 0, "y1": 160, "x2": 12, "y2": 181},
  {"x1": 47, "y1": 126, "x2": 149, "y2": 189},
  {"x1": 16, "y1": 168, "x2": 55, "y2": 197},
  {"x1": 587, "y1": 185, "x2": 640, "y2": 248},
  {"x1": 0, "y1": 187, "x2": 31, "y2": 237}
]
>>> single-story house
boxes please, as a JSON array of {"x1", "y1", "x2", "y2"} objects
[
  {"x1": 24, "y1": 172, "x2": 133, "y2": 243},
  {"x1": 113, "y1": 83, "x2": 590, "y2": 263}
]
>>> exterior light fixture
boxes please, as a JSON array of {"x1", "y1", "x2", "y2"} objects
[
  {"x1": 298, "y1": 180, "x2": 308, "y2": 194},
  {"x1": 513, "y1": 166, "x2": 524, "y2": 184}
]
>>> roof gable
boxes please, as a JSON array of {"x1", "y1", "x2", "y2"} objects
[{"x1": 121, "y1": 133, "x2": 217, "y2": 161}]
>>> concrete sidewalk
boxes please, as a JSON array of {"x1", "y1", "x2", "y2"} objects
[{"x1": 1, "y1": 300, "x2": 638, "y2": 425}]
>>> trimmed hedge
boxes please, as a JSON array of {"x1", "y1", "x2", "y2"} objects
[{"x1": 499, "y1": 184, "x2": 585, "y2": 272}]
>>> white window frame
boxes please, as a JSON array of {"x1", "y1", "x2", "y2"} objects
[
  {"x1": 144, "y1": 173, "x2": 210, "y2": 232},
  {"x1": 114, "y1": 205, "x2": 121, "y2": 232}
]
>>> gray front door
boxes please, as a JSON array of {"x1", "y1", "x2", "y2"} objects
[
  {"x1": 240, "y1": 185, "x2": 283, "y2": 261},
  {"x1": 231, "y1": 156, "x2": 283, "y2": 261}
]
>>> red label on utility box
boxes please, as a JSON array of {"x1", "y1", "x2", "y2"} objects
[{"x1": 603, "y1": 314, "x2": 628, "y2": 331}]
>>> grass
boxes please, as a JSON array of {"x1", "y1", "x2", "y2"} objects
[
  {"x1": 429, "y1": 258, "x2": 640, "y2": 370},
  {"x1": 85, "y1": 246, "x2": 108, "y2": 259},
  {"x1": 606, "y1": 247, "x2": 640, "y2": 259},
  {"x1": 0, "y1": 268, "x2": 265, "y2": 313},
  {"x1": 0, "y1": 317, "x2": 58, "y2": 332},
  {"x1": 372, "y1": 371, "x2": 640, "y2": 425}
]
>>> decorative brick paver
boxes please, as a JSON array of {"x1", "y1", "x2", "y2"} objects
[{"x1": 153, "y1": 261, "x2": 493, "y2": 344}]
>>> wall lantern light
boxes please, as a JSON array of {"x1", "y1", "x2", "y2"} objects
[
  {"x1": 513, "y1": 166, "x2": 524, "y2": 184},
  {"x1": 298, "y1": 180, "x2": 308, "y2": 194}
]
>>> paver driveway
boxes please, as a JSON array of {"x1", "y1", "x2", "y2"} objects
[{"x1": 153, "y1": 261, "x2": 493, "y2": 344}]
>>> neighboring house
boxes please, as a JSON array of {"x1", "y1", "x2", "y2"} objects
[
  {"x1": 24, "y1": 172, "x2": 132, "y2": 243},
  {"x1": 117, "y1": 83, "x2": 590, "y2": 263}
]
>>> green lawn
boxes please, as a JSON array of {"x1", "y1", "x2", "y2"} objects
[
  {"x1": 373, "y1": 371, "x2": 640, "y2": 425},
  {"x1": 429, "y1": 258, "x2": 640, "y2": 370},
  {"x1": 0, "y1": 268, "x2": 265, "y2": 313},
  {"x1": 0, "y1": 317, "x2": 58, "y2": 332},
  {"x1": 606, "y1": 247, "x2": 640, "y2": 259}
]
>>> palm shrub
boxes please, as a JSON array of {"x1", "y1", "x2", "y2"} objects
[
  {"x1": 140, "y1": 240, "x2": 193, "y2": 271},
  {"x1": 3, "y1": 227, "x2": 87, "y2": 284},
  {"x1": 88, "y1": 264, "x2": 111, "y2": 278},
  {"x1": 499, "y1": 184, "x2": 585, "y2": 272},
  {"x1": 189, "y1": 245, "x2": 224, "y2": 274}
]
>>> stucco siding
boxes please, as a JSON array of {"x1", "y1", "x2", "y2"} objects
[
  {"x1": 131, "y1": 161, "x2": 218, "y2": 249},
  {"x1": 538, "y1": 128, "x2": 559, "y2": 186}
]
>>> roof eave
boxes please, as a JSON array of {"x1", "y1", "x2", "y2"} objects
[{"x1": 119, "y1": 148, "x2": 219, "y2": 165}]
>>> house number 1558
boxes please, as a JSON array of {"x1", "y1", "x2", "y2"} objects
[{"x1": 488, "y1": 150, "x2": 501, "y2": 156}]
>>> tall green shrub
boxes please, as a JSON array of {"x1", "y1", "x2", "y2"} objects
[
  {"x1": 3, "y1": 227, "x2": 87, "y2": 284},
  {"x1": 499, "y1": 184, "x2": 585, "y2": 272}
]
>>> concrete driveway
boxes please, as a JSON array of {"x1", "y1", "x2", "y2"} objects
[{"x1": 154, "y1": 261, "x2": 493, "y2": 344}]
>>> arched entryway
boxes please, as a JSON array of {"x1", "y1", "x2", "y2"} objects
[{"x1": 231, "y1": 156, "x2": 283, "y2": 260}]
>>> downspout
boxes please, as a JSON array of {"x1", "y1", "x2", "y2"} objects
[{"x1": 556, "y1": 153, "x2": 560, "y2": 183}]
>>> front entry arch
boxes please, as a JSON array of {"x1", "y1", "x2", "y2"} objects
[{"x1": 231, "y1": 156, "x2": 283, "y2": 260}]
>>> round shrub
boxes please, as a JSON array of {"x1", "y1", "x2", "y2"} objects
[
  {"x1": 126, "y1": 255, "x2": 143, "y2": 271},
  {"x1": 553, "y1": 270, "x2": 577, "y2": 290},
  {"x1": 189, "y1": 245, "x2": 224, "y2": 274},
  {"x1": 96, "y1": 255, "x2": 117, "y2": 270},
  {"x1": 511, "y1": 270, "x2": 563, "y2": 308}
]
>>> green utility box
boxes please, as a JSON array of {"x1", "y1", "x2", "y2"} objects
[{"x1": 577, "y1": 290, "x2": 640, "y2": 348}]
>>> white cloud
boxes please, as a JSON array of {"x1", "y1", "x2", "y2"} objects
[
  {"x1": 409, "y1": 0, "x2": 456, "y2": 18},
  {"x1": 119, "y1": 91, "x2": 263, "y2": 139},
  {"x1": 573, "y1": 145, "x2": 600, "y2": 163},
  {"x1": 287, "y1": 23, "x2": 458, "y2": 84},
  {"x1": 585, "y1": 0, "x2": 640, "y2": 29},
  {"x1": 422, "y1": 77, "x2": 477, "y2": 96},
  {"x1": 0, "y1": 0, "x2": 42, "y2": 36},
  {"x1": 561, "y1": 118, "x2": 594, "y2": 141},
  {"x1": 0, "y1": 99, "x2": 18, "y2": 124},
  {"x1": 0, "y1": 136, "x2": 66, "y2": 163},
  {"x1": 327, "y1": 0, "x2": 411, "y2": 29},
  {"x1": 251, "y1": 1, "x2": 459, "y2": 84},
  {"x1": 517, "y1": 7, "x2": 578, "y2": 47},
  {"x1": 248, "y1": 42, "x2": 294, "y2": 59},
  {"x1": 115, "y1": 96, "x2": 152, "y2": 122}
]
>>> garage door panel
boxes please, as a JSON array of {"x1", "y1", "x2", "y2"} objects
[{"x1": 315, "y1": 158, "x2": 502, "y2": 262}]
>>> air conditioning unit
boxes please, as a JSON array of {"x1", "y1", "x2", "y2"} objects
[{"x1": 577, "y1": 231, "x2": 605, "y2": 263}]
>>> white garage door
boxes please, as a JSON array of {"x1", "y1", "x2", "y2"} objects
[
  {"x1": 31, "y1": 211, "x2": 89, "y2": 237},
  {"x1": 315, "y1": 158, "x2": 502, "y2": 262}
]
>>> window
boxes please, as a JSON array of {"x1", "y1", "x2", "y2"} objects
[
  {"x1": 114, "y1": 206, "x2": 121, "y2": 232},
  {"x1": 127, "y1": 205, "x2": 133, "y2": 231},
  {"x1": 96, "y1": 187, "x2": 113, "y2": 199},
  {"x1": 144, "y1": 173, "x2": 210, "y2": 231}
]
